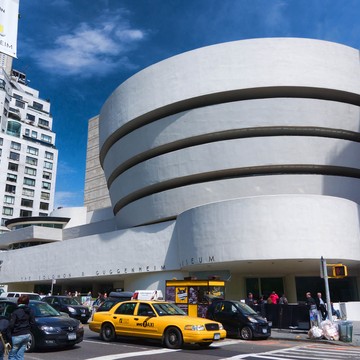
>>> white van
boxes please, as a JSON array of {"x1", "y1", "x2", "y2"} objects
[
  {"x1": 132, "y1": 290, "x2": 164, "y2": 301},
  {"x1": 0, "y1": 292, "x2": 41, "y2": 301}
]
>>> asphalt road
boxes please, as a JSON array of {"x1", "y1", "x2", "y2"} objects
[{"x1": 23, "y1": 325, "x2": 360, "y2": 360}]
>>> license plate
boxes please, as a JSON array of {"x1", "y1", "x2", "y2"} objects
[
  {"x1": 262, "y1": 328, "x2": 268, "y2": 334},
  {"x1": 214, "y1": 333, "x2": 220, "y2": 340},
  {"x1": 68, "y1": 333, "x2": 76, "y2": 340}
]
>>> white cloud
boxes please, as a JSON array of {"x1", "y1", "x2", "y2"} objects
[
  {"x1": 54, "y1": 191, "x2": 83, "y2": 209},
  {"x1": 34, "y1": 11, "x2": 147, "y2": 77},
  {"x1": 264, "y1": 1, "x2": 288, "y2": 29}
]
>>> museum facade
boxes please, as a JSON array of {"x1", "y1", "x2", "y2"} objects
[{"x1": 0, "y1": 38, "x2": 359, "y2": 303}]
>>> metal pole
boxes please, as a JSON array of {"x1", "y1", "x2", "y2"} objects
[{"x1": 321, "y1": 256, "x2": 332, "y2": 323}]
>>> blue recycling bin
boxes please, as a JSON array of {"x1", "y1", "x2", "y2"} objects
[{"x1": 338, "y1": 321, "x2": 353, "y2": 342}]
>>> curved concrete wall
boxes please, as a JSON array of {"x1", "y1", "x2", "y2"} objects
[
  {"x1": 103, "y1": 98, "x2": 360, "y2": 185},
  {"x1": 116, "y1": 175, "x2": 360, "y2": 228},
  {"x1": 99, "y1": 38, "x2": 360, "y2": 229},
  {"x1": 175, "y1": 195, "x2": 360, "y2": 267}
]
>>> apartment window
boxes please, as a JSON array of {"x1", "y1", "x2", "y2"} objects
[
  {"x1": 25, "y1": 129, "x2": 30, "y2": 136},
  {"x1": 2, "y1": 207, "x2": 13, "y2": 216},
  {"x1": 26, "y1": 156, "x2": 37, "y2": 166},
  {"x1": 5, "y1": 184, "x2": 16, "y2": 194},
  {"x1": 7, "y1": 120, "x2": 21, "y2": 137},
  {"x1": 23, "y1": 177, "x2": 35, "y2": 186},
  {"x1": 41, "y1": 192, "x2": 50, "y2": 200},
  {"x1": 39, "y1": 213, "x2": 48, "y2": 217},
  {"x1": 4, "y1": 195, "x2": 14, "y2": 204},
  {"x1": 25, "y1": 167, "x2": 37, "y2": 176},
  {"x1": 26, "y1": 113, "x2": 35, "y2": 122},
  {"x1": 31, "y1": 131, "x2": 37, "y2": 138},
  {"x1": 44, "y1": 161, "x2": 53, "y2": 170},
  {"x1": 10, "y1": 141, "x2": 21, "y2": 150},
  {"x1": 6, "y1": 173, "x2": 17, "y2": 182},
  {"x1": 13, "y1": 93, "x2": 22, "y2": 100},
  {"x1": 15, "y1": 99, "x2": 25, "y2": 109},
  {"x1": 32, "y1": 101, "x2": 43, "y2": 111},
  {"x1": 0, "y1": 137, "x2": 3, "y2": 145},
  {"x1": 42, "y1": 181, "x2": 51, "y2": 190},
  {"x1": 27, "y1": 146, "x2": 38, "y2": 156},
  {"x1": 42, "y1": 171, "x2": 52, "y2": 180},
  {"x1": 9, "y1": 152, "x2": 20, "y2": 161},
  {"x1": 1, "y1": 218, "x2": 8, "y2": 226},
  {"x1": 41, "y1": 134, "x2": 52, "y2": 143},
  {"x1": 39, "y1": 118, "x2": 49, "y2": 127},
  {"x1": 45, "y1": 151, "x2": 53, "y2": 160},
  {"x1": 8, "y1": 163, "x2": 18, "y2": 171},
  {"x1": 20, "y1": 210, "x2": 32, "y2": 217},
  {"x1": 21, "y1": 198, "x2": 33, "y2": 208},
  {"x1": 40, "y1": 202, "x2": 49, "y2": 211},
  {"x1": 22, "y1": 188, "x2": 34, "y2": 197},
  {"x1": 0, "y1": 148, "x2": 2, "y2": 157}
]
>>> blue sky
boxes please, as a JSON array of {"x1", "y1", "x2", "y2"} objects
[{"x1": 13, "y1": 0, "x2": 360, "y2": 208}]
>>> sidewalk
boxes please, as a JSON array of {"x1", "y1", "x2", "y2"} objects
[{"x1": 271, "y1": 321, "x2": 360, "y2": 347}]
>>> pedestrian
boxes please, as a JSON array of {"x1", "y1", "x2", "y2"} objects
[
  {"x1": 305, "y1": 292, "x2": 318, "y2": 327},
  {"x1": 269, "y1": 291, "x2": 279, "y2": 304},
  {"x1": 8, "y1": 295, "x2": 35, "y2": 360},
  {"x1": 315, "y1": 292, "x2": 328, "y2": 321},
  {"x1": 278, "y1": 294, "x2": 288, "y2": 305},
  {"x1": 245, "y1": 292, "x2": 256, "y2": 306},
  {"x1": 0, "y1": 311, "x2": 11, "y2": 360},
  {"x1": 331, "y1": 302, "x2": 341, "y2": 319}
]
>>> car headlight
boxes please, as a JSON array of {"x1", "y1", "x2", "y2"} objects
[
  {"x1": 247, "y1": 316, "x2": 259, "y2": 323},
  {"x1": 219, "y1": 323, "x2": 224, "y2": 330},
  {"x1": 40, "y1": 325, "x2": 62, "y2": 333},
  {"x1": 68, "y1": 306, "x2": 77, "y2": 313},
  {"x1": 184, "y1": 324, "x2": 206, "y2": 331}
]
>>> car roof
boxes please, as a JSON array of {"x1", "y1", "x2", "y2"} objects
[
  {"x1": 114, "y1": 299, "x2": 167, "y2": 305},
  {"x1": 108, "y1": 291, "x2": 134, "y2": 298}
]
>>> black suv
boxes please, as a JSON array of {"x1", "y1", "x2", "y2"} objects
[
  {"x1": 206, "y1": 299, "x2": 271, "y2": 340},
  {"x1": 95, "y1": 291, "x2": 134, "y2": 312},
  {"x1": 42, "y1": 295, "x2": 91, "y2": 323}
]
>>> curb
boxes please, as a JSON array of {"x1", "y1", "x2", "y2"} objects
[{"x1": 271, "y1": 329, "x2": 358, "y2": 346}]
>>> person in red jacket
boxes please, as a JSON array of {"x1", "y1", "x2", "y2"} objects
[{"x1": 269, "y1": 291, "x2": 279, "y2": 304}]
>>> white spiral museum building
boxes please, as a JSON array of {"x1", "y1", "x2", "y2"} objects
[{"x1": 0, "y1": 38, "x2": 359, "y2": 304}]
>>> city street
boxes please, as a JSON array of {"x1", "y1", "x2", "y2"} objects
[{"x1": 23, "y1": 325, "x2": 360, "y2": 360}]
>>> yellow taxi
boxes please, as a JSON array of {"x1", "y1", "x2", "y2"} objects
[{"x1": 89, "y1": 300, "x2": 226, "y2": 349}]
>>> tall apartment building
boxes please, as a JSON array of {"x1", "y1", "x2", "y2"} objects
[{"x1": 0, "y1": 60, "x2": 58, "y2": 232}]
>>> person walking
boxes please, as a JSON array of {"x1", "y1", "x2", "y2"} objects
[
  {"x1": 315, "y1": 292, "x2": 328, "y2": 321},
  {"x1": 0, "y1": 312, "x2": 11, "y2": 360},
  {"x1": 305, "y1": 292, "x2": 318, "y2": 327},
  {"x1": 8, "y1": 295, "x2": 35, "y2": 360}
]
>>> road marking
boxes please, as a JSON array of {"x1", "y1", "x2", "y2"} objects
[
  {"x1": 85, "y1": 348, "x2": 180, "y2": 360},
  {"x1": 219, "y1": 344, "x2": 360, "y2": 360}
]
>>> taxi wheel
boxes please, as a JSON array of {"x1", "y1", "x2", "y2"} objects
[
  {"x1": 164, "y1": 327, "x2": 183, "y2": 349},
  {"x1": 101, "y1": 323, "x2": 116, "y2": 342},
  {"x1": 240, "y1": 326, "x2": 253, "y2": 340}
]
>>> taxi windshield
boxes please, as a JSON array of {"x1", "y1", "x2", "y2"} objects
[{"x1": 152, "y1": 303, "x2": 186, "y2": 316}]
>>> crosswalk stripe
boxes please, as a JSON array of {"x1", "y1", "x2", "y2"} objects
[{"x1": 85, "y1": 348, "x2": 179, "y2": 360}]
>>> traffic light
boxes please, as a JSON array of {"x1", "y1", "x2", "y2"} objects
[{"x1": 332, "y1": 264, "x2": 348, "y2": 278}]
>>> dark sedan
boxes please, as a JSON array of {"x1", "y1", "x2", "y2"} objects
[
  {"x1": 206, "y1": 299, "x2": 271, "y2": 340},
  {"x1": 0, "y1": 300, "x2": 84, "y2": 351},
  {"x1": 42, "y1": 295, "x2": 91, "y2": 323}
]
